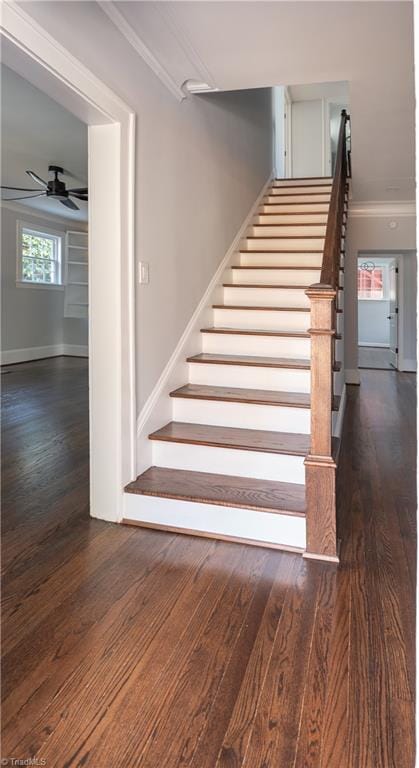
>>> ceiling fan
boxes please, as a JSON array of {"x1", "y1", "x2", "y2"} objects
[{"x1": 1, "y1": 165, "x2": 88, "y2": 211}]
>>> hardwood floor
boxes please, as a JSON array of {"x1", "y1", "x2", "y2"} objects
[
  {"x1": 358, "y1": 345, "x2": 394, "y2": 370},
  {"x1": 1, "y1": 357, "x2": 416, "y2": 767}
]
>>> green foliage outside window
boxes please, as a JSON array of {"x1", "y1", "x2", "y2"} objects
[{"x1": 21, "y1": 230, "x2": 60, "y2": 284}]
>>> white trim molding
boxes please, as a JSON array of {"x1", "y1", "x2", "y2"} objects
[
  {"x1": 98, "y1": 1, "x2": 183, "y2": 101},
  {"x1": 349, "y1": 201, "x2": 416, "y2": 218},
  {"x1": 1, "y1": 344, "x2": 88, "y2": 365},
  {"x1": 345, "y1": 368, "x2": 361, "y2": 385}
]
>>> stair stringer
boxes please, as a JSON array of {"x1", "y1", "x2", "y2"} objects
[{"x1": 133, "y1": 174, "x2": 273, "y2": 478}]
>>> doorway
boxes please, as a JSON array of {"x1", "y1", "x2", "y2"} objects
[
  {"x1": 1, "y1": 3, "x2": 136, "y2": 523},
  {"x1": 358, "y1": 255, "x2": 398, "y2": 370}
]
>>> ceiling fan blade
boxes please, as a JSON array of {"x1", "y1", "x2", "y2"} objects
[
  {"x1": 1, "y1": 185, "x2": 41, "y2": 191},
  {"x1": 60, "y1": 197, "x2": 79, "y2": 211},
  {"x1": 68, "y1": 187, "x2": 88, "y2": 194},
  {"x1": 1, "y1": 193, "x2": 46, "y2": 201},
  {"x1": 69, "y1": 192, "x2": 88, "y2": 201},
  {"x1": 26, "y1": 170, "x2": 48, "y2": 189}
]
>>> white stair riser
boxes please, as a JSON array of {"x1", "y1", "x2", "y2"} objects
[
  {"x1": 189, "y1": 361, "x2": 311, "y2": 391},
  {"x1": 265, "y1": 195, "x2": 331, "y2": 204},
  {"x1": 250, "y1": 225, "x2": 327, "y2": 237},
  {"x1": 202, "y1": 331, "x2": 310, "y2": 357},
  {"x1": 272, "y1": 178, "x2": 332, "y2": 187},
  {"x1": 123, "y1": 494, "x2": 306, "y2": 550},
  {"x1": 244, "y1": 238, "x2": 325, "y2": 251},
  {"x1": 269, "y1": 186, "x2": 332, "y2": 195},
  {"x1": 272, "y1": 176, "x2": 333, "y2": 187},
  {"x1": 213, "y1": 308, "x2": 310, "y2": 331},
  {"x1": 173, "y1": 398, "x2": 311, "y2": 433},
  {"x1": 152, "y1": 441, "x2": 306, "y2": 484},
  {"x1": 223, "y1": 286, "x2": 310, "y2": 308},
  {"x1": 260, "y1": 203, "x2": 330, "y2": 214},
  {"x1": 240, "y1": 252, "x2": 323, "y2": 268},
  {"x1": 231, "y1": 268, "x2": 320, "y2": 286},
  {"x1": 255, "y1": 213, "x2": 328, "y2": 224}
]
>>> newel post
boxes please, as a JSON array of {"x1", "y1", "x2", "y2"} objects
[{"x1": 304, "y1": 285, "x2": 339, "y2": 562}]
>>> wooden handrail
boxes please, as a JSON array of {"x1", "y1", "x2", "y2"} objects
[
  {"x1": 320, "y1": 110, "x2": 350, "y2": 289},
  {"x1": 304, "y1": 110, "x2": 350, "y2": 563}
]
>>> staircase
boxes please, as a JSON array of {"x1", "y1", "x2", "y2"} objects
[{"x1": 125, "y1": 113, "x2": 350, "y2": 562}]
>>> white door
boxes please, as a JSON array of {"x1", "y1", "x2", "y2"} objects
[{"x1": 388, "y1": 262, "x2": 398, "y2": 368}]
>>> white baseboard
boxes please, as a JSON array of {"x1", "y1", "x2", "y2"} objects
[
  {"x1": 333, "y1": 384, "x2": 347, "y2": 440},
  {"x1": 62, "y1": 344, "x2": 89, "y2": 357},
  {"x1": 135, "y1": 173, "x2": 273, "y2": 476},
  {"x1": 345, "y1": 368, "x2": 360, "y2": 385},
  {"x1": 358, "y1": 342, "x2": 389, "y2": 348},
  {"x1": 399, "y1": 358, "x2": 417, "y2": 373},
  {"x1": 1, "y1": 343, "x2": 88, "y2": 365}
]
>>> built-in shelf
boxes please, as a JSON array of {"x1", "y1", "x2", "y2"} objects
[{"x1": 65, "y1": 231, "x2": 88, "y2": 319}]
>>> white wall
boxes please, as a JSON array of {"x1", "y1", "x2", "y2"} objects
[
  {"x1": 16, "y1": 2, "x2": 273, "y2": 411},
  {"x1": 345, "y1": 211, "x2": 417, "y2": 375},
  {"x1": 1, "y1": 205, "x2": 88, "y2": 358},
  {"x1": 291, "y1": 99, "x2": 323, "y2": 178},
  {"x1": 358, "y1": 301, "x2": 390, "y2": 346}
]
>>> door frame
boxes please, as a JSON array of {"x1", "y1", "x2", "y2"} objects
[
  {"x1": 357, "y1": 251, "x2": 405, "y2": 371},
  {"x1": 1, "y1": 2, "x2": 137, "y2": 522}
]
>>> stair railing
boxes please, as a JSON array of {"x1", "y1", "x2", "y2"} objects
[{"x1": 304, "y1": 110, "x2": 351, "y2": 562}]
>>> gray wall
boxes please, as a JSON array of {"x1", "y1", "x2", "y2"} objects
[
  {"x1": 1, "y1": 205, "x2": 88, "y2": 354},
  {"x1": 15, "y1": 1, "x2": 273, "y2": 410}
]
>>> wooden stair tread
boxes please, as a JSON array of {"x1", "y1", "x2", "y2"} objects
[
  {"x1": 266, "y1": 192, "x2": 331, "y2": 198},
  {"x1": 187, "y1": 352, "x2": 311, "y2": 368},
  {"x1": 213, "y1": 304, "x2": 310, "y2": 313},
  {"x1": 149, "y1": 421, "x2": 311, "y2": 456},
  {"x1": 232, "y1": 265, "x2": 320, "y2": 270},
  {"x1": 240, "y1": 249, "x2": 324, "y2": 254},
  {"x1": 125, "y1": 466, "x2": 306, "y2": 517},
  {"x1": 202, "y1": 326, "x2": 309, "y2": 335},
  {"x1": 246, "y1": 235, "x2": 325, "y2": 240},
  {"x1": 257, "y1": 210, "x2": 329, "y2": 215},
  {"x1": 274, "y1": 177, "x2": 332, "y2": 182},
  {"x1": 263, "y1": 199, "x2": 330, "y2": 204},
  {"x1": 189, "y1": 349, "x2": 341, "y2": 373},
  {"x1": 251, "y1": 222, "x2": 327, "y2": 227},
  {"x1": 171, "y1": 383, "x2": 340, "y2": 411},
  {"x1": 270, "y1": 185, "x2": 332, "y2": 191},
  {"x1": 223, "y1": 283, "x2": 310, "y2": 289},
  {"x1": 207, "y1": 319, "x2": 341, "y2": 339}
]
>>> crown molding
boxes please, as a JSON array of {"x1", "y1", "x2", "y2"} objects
[
  {"x1": 1, "y1": 200, "x2": 87, "y2": 226},
  {"x1": 349, "y1": 201, "x2": 416, "y2": 218},
  {"x1": 98, "y1": 1, "x2": 184, "y2": 102},
  {"x1": 157, "y1": 3, "x2": 216, "y2": 90}
]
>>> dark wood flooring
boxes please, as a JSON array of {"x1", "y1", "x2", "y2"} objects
[
  {"x1": 358, "y1": 345, "x2": 394, "y2": 370},
  {"x1": 1, "y1": 357, "x2": 416, "y2": 767}
]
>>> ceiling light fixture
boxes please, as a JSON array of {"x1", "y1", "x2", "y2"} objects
[{"x1": 181, "y1": 79, "x2": 219, "y2": 96}]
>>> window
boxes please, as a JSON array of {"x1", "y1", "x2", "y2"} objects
[
  {"x1": 17, "y1": 223, "x2": 63, "y2": 286},
  {"x1": 357, "y1": 265, "x2": 384, "y2": 300}
]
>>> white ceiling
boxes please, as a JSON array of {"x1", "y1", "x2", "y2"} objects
[
  {"x1": 109, "y1": 1, "x2": 415, "y2": 202},
  {"x1": 1, "y1": 64, "x2": 88, "y2": 222}
]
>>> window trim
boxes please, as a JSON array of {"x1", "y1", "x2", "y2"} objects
[
  {"x1": 357, "y1": 264, "x2": 389, "y2": 302},
  {"x1": 16, "y1": 220, "x2": 65, "y2": 288}
]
